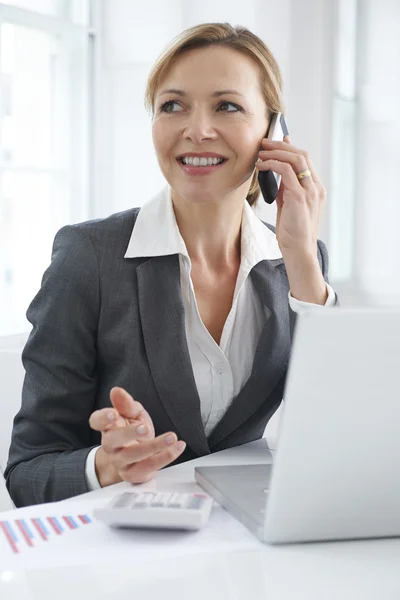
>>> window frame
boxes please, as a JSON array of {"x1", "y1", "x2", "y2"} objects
[
  {"x1": 0, "y1": 1, "x2": 95, "y2": 334},
  {"x1": 0, "y1": 1, "x2": 95, "y2": 222}
]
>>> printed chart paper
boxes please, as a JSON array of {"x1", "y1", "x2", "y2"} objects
[
  {"x1": 0, "y1": 512, "x2": 92, "y2": 554},
  {"x1": 0, "y1": 498, "x2": 262, "y2": 571}
]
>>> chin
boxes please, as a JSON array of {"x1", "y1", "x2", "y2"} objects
[
  {"x1": 184, "y1": 192, "x2": 219, "y2": 205},
  {"x1": 172, "y1": 181, "x2": 224, "y2": 205}
]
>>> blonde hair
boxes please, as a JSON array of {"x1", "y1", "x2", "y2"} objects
[{"x1": 144, "y1": 22, "x2": 285, "y2": 206}]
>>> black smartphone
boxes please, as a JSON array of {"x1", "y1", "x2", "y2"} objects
[{"x1": 257, "y1": 113, "x2": 289, "y2": 204}]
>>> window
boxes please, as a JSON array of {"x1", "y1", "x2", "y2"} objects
[
  {"x1": 330, "y1": 0, "x2": 400, "y2": 304},
  {"x1": 330, "y1": 0, "x2": 357, "y2": 283},
  {"x1": 0, "y1": 0, "x2": 92, "y2": 334}
]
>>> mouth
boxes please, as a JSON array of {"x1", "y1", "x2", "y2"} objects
[{"x1": 176, "y1": 155, "x2": 228, "y2": 176}]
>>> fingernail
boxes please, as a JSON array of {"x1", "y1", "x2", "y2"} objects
[
  {"x1": 165, "y1": 434, "x2": 176, "y2": 445},
  {"x1": 136, "y1": 424, "x2": 147, "y2": 435},
  {"x1": 107, "y1": 412, "x2": 116, "y2": 421},
  {"x1": 176, "y1": 441, "x2": 186, "y2": 453}
]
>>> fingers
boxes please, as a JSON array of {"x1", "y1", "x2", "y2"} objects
[
  {"x1": 122, "y1": 441, "x2": 187, "y2": 484},
  {"x1": 257, "y1": 139, "x2": 316, "y2": 194},
  {"x1": 89, "y1": 387, "x2": 182, "y2": 486},
  {"x1": 260, "y1": 137, "x2": 322, "y2": 185},
  {"x1": 110, "y1": 432, "x2": 183, "y2": 471},
  {"x1": 256, "y1": 158, "x2": 312, "y2": 194},
  {"x1": 284, "y1": 135, "x2": 322, "y2": 186},
  {"x1": 258, "y1": 149, "x2": 309, "y2": 178},
  {"x1": 89, "y1": 387, "x2": 187, "y2": 485},
  {"x1": 89, "y1": 407, "x2": 126, "y2": 432},
  {"x1": 89, "y1": 388, "x2": 148, "y2": 433},
  {"x1": 102, "y1": 421, "x2": 156, "y2": 452},
  {"x1": 110, "y1": 387, "x2": 145, "y2": 420}
]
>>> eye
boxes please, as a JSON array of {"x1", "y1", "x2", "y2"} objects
[
  {"x1": 159, "y1": 100, "x2": 182, "y2": 113},
  {"x1": 159, "y1": 100, "x2": 243, "y2": 114},
  {"x1": 217, "y1": 102, "x2": 243, "y2": 113}
]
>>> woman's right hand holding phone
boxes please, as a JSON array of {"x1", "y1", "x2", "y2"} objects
[{"x1": 89, "y1": 387, "x2": 186, "y2": 488}]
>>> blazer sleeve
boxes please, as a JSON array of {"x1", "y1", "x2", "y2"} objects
[
  {"x1": 317, "y1": 238, "x2": 339, "y2": 304},
  {"x1": 4, "y1": 225, "x2": 100, "y2": 507}
]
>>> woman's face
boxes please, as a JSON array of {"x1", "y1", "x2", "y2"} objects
[{"x1": 152, "y1": 45, "x2": 270, "y2": 206}]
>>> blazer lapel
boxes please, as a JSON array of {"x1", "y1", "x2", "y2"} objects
[
  {"x1": 136, "y1": 255, "x2": 210, "y2": 456},
  {"x1": 207, "y1": 259, "x2": 292, "y2": 449}
]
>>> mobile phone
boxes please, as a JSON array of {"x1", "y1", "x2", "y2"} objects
[{"x1": 257, "y1": 113, "x2": 289, "y2": 204}]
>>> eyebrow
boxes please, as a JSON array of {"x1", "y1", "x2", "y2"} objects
[{"x1": 157, "y1": 88, "x2": 245, "y2": 98}]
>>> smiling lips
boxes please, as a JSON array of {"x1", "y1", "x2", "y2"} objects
[{"x1": 177, "y1": 152, "x2": 228, "y2": 175}]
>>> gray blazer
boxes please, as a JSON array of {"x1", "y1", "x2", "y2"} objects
[{"x1": 5, "y1": 207, "x2": 334, "y2": 507}]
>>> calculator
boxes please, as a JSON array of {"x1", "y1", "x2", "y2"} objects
[{"x1": 93, "y1": 491, "x2": 213, "y2": 530}]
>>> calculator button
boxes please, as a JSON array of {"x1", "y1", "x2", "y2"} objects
[
  {"x1": 134, "y1": 493, "x2": 153, "y2": 507},
  {"x1": 114, "y1": 492, "x2": 138, "y2": 508},
  {"x1": 151, "y1": 493, "x2": 171, "y2": 507},
  {"x1": 169, "y1": 493, "x2": 188, "y2": 507}
]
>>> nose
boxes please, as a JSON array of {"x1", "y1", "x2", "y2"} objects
[{"x1": 182, "y1": 108, "x2": 218, "y2": 144}]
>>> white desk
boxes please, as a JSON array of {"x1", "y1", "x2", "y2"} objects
[{"x1": 1, "y1": 439, "x2": 400, "y2": 600}]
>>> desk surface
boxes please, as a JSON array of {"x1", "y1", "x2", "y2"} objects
[{"x1": 1, "y1": 439, "x2": 400, "y2": 600}]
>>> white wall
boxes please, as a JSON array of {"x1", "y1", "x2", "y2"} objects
[{"x1": 93, "y1": 0, "x2": 336, "y2": 243}]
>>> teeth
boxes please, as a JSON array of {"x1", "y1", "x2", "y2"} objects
[{"x1": 181, "y1": 156, "x2": 224, "y2": 166}]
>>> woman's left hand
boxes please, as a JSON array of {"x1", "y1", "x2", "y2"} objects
[{"x1": 255, "y1": 136, "x2": 326, "y2": 257}]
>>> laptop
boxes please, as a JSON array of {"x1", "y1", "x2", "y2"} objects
[{"x1": 195, "y1": 307, "x2": 400, "y2": 544}]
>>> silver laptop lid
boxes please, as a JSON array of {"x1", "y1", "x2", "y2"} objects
[{"x1": 264, "y1": 307, "x2": 400, "y2": 543}]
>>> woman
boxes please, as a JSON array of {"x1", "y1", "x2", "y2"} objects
[{"x1": 5, "y1": 23, "x2": 337, "y2": 507}]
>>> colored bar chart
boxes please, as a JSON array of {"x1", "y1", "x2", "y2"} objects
[{"x1": 0, "y1": 513, "x2": 92, "y2": 554}]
